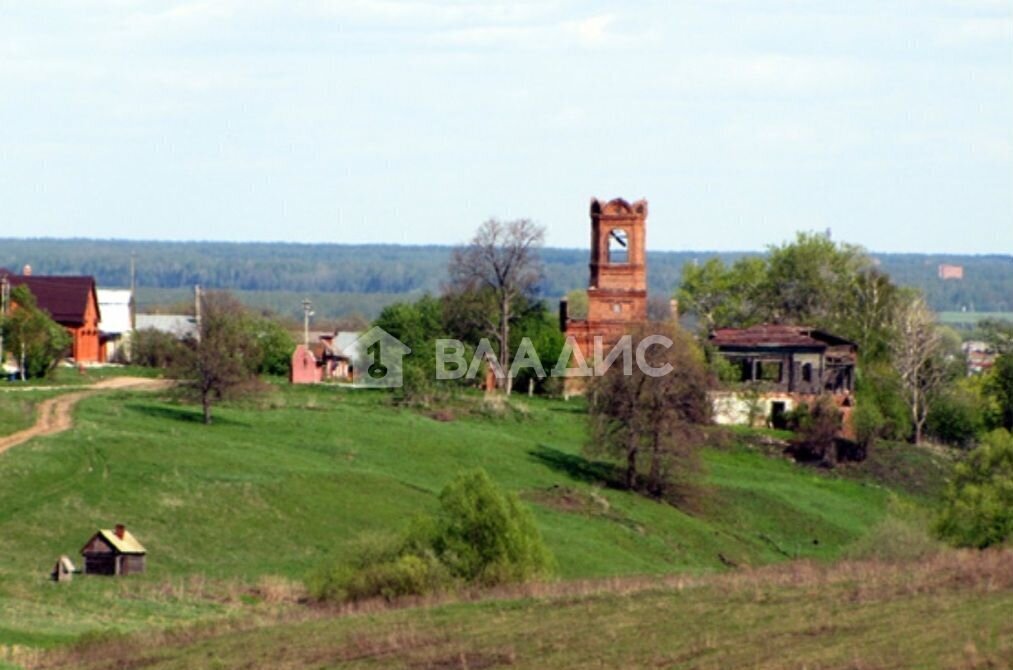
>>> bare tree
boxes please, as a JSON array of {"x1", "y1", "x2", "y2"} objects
[
  {"x1": 447, "y1": 219, "x2": 545, "y2": 395},
  {"x1": 588, "y1": 324, "x2": 712, "y2": 498},
  {"x1": 891, "y1": 296, "x2": 946, "y2": 444},
  {"x1": 176, "y1": 291, "x2": 263, "y2": 424}
]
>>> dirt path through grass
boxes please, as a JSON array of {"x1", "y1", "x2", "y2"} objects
[{"x1": 0, "y1": 377, "x2": 172, "y2": 455}]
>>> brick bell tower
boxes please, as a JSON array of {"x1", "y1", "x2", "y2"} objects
[{"x1": 561, "y1": 197, "x2": 648, "y2": 361}]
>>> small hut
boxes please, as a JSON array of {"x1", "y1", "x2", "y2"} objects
[
  {"x1": 51, "y1": 555, "x2": 76, "y2": 582},
  {"x1": 80, "y1": 524, "x2": 146, "y2": 576}
]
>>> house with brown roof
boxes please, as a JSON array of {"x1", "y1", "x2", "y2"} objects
[
  {"x1": 80, "y1": 524, "x2": 146, "y2": 576},
  {"x1": 0, "y1": 267, "x2": 102, "y2": 363},
  {"x1": 709, "y1": 324, "x2": 857, "y2": 435}
]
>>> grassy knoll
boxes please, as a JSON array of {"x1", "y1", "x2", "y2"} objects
[
  {"x1": 0, "y1": 383, "x2": 953, "y2": 661},
  {"x1": 33, "y1": 550, "x2": 1013, "y2": 669}
]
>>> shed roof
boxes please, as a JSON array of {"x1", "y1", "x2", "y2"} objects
[
  {"x1": 1, "y1": 273, "x2": 99, "y2": 326},
  {"x1": 136, "y1": 314, "x2": 197, "y2": 338},
  {"x1": 95, "y1": 528, "x2": 146, "y2": 554},
  {"x1": 710, "y1": 324, "x2": 856, "y2": 350}
]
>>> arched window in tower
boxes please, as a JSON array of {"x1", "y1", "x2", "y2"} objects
[{"x1": 607, "y1": 228, "x2": 628, "y2": 264}]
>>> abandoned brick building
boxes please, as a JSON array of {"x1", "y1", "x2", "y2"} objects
[
  {"x1": 560, "y1": 197, "x2": 649, "y2": 360},
  {"x1": 709, "y1": 324, "x2": 858, "y2": 434}
]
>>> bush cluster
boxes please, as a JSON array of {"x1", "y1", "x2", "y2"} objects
[{"x1": 307, "y1": 469, "x2": 554, "y2": 603}]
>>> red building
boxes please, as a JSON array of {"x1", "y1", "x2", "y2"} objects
[
  {"x1": 1, "y1": 268, "x2": 103, "y2": 363},
  {"x1": 560, "y1": 197, "x2": 649, "y2": 358}
]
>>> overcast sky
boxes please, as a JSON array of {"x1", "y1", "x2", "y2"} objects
[{"x1": 1, "y1": 1, "x2": 1011, "y2": 253}]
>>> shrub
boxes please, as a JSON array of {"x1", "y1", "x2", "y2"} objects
[
  {"x1": 787, "y1": 395, "x2": 843, "y2": 466},
  {"x1": 852, "y1": 399, "x2": 884, "y2": 452},
  {"x1": 431, "y1": 469, "x2": 554, "y2": 585},
  {"x1": 307, "y1": 469, "x2": 553, "y2": 603},
  {"x1": 935, "y1": 429, "x2": 1013, "y2": 548},
  {"x1": 927, "y1": 386, "x2": 984, "y2": 448},
  {"x1": 132, "y1": 328, "x2": 188, "y2": 369}
]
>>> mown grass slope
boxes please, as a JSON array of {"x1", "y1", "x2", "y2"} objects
[{"x1": 0, "y1": 383, "x2": 948, "y2": 655}]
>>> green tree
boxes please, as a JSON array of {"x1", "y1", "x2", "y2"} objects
[
  {"x1": 175, "y1": 291, "x2": 264, "y2": 425},
  {"x1": 131, "y1": 327, "x2": 188, "y2": 369},
  {"x1": 758, "y1": 231, "x2": 869, "y2": 328},
  {"x1": 373, "y1": 294, "x2": 448, "y2": 402},
  {"x1": 985, "y1": 354, "x2": 1013, "y2": 431},
  {"x1": 432, "y1": 469, "x2": 554, "y2": 585},
  {"x1": 676, "y1": 256, "x2": 765, "y2": 331},
  {"x1": 0, "y1": 285, "x2": 71, "y2": 379},
  {"x1": 935, "y1": 429, "x2": 1013, "y2": 548},
  {"x1": 251, "y1": 315, "x2": 295, "y2": 377}
]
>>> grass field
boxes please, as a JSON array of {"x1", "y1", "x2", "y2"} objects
[
  {"x1": 32, "y1": 550, "x2": 1013, "y2": 669},
  {"x1": 0, "y1": 381, "x2": 971, "y2": 668}
]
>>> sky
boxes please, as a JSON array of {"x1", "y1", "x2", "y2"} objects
[{"x1": 0, "y1": 1, "x2": 1011, "y2": 253}]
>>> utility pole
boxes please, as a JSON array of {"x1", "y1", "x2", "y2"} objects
[
  {"x1": 302, "y1": 298, "x2": 313, "y2": 348},
  {"x1": 129, "y1": 253, "x2": 137, "y2": 331},
  {"x1": 0, "y1": 275, "x2": 8, "y2": 375},
  {"x1": 194, "y1": 285, "x2": 202, "y2": 343}
]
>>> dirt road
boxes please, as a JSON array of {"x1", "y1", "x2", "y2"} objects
[{"x1": 0, "y1": 377, "x2": 172, "y2": 455}]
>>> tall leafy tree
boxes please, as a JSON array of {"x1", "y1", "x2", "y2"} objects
[
  {"x1": 676, "y1": 256, "x2": 765, "y2": 332},
  {"x1": 0, "y1": 285, "x2": 71, "y2": 379},
  {"x1": 175, "y1": 291, "x2": 263, "y2": 425}
]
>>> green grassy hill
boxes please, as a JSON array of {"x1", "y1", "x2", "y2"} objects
[{"x1": 0, "y1": 383, "x2": 953, "y2": 663}]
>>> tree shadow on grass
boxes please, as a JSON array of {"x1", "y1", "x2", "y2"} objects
[
  {"x1": 123, "y1": 403, "x2": 250, "y2": 427},
  {"x1": 528, "y1": 444, "x2": 624, "y2": 489}
]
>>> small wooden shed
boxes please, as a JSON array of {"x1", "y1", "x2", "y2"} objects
[
  {"x1": 80, "y1": 525, "x2": 146, "y2": 576},
  {"x1": 51, "y1": 555, "x2": 76, "y2": 582}
]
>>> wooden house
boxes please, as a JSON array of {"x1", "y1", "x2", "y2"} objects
[
  {"x1": 1, "y1": 267, "x2": 103, "y2": 363},
  {"x1": 80, "y1": 525, "x2": 146, "y2": 576}
]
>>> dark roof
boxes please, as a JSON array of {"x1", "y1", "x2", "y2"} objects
[
  {"x1": 710, "y1": 324, "x2": 856, "y2": 350},
  {"x1": 3, "y1": 274, "x2": 98, "y2": 326}
]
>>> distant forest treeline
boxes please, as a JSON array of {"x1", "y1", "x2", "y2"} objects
[{"x1": 1, "y1": 238, "x2": 1010, "y2": 320}]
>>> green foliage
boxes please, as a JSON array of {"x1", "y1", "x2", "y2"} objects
[
  {"x1": 787, "y1": 395, "x2": 843, "y2": 465},
  {"x1": 174, "y1": 291, "x2": 264, "y2": 424},
  {"x1": 309, "y1": 469, "x2": 553, "y2": 602},
  {"x1": 852, "y1": 399, "x2": 884, "y2": 451},
  {"x1": 131, "y1": 328, "x2": 188, "y2": 369},
  {"x1": 935, "y1": 429, "x2": 1013, "y2": 548},
  {"x1": 1, "y1": 285, "x2": 71, "y2": 378},
  {"x1": 510, "y1": 303, "x2": 564, "y2": 395},
  {"x1": 927, "y1": 382, "x2": 985, "y2": 447},
  {"x1": 985, "y1": 353, "x2": 1013, "y2": 431},
  {"x1": 373, "y1": 294, "x2": 451, "y2": 401},
  {"x1": 250, "y1": 316, "x2": 294, "y2": 376},
  {"x1": 856, "y1": 363, "x2": 911, "y2": 441},
  {"x1": 676, "y1": 256, "x2": 765, "y2": 331},
  {"x1": 431, "y1": 469, "x2": 554, "y2": 585}
]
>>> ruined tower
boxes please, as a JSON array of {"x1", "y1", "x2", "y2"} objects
[{"x1": 561, "y1": 197, "x2": 648, "y2": 360}]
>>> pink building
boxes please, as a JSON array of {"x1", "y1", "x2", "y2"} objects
[{"x1": 290, "y1": 344, "x2": 322, "y2": 384}]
